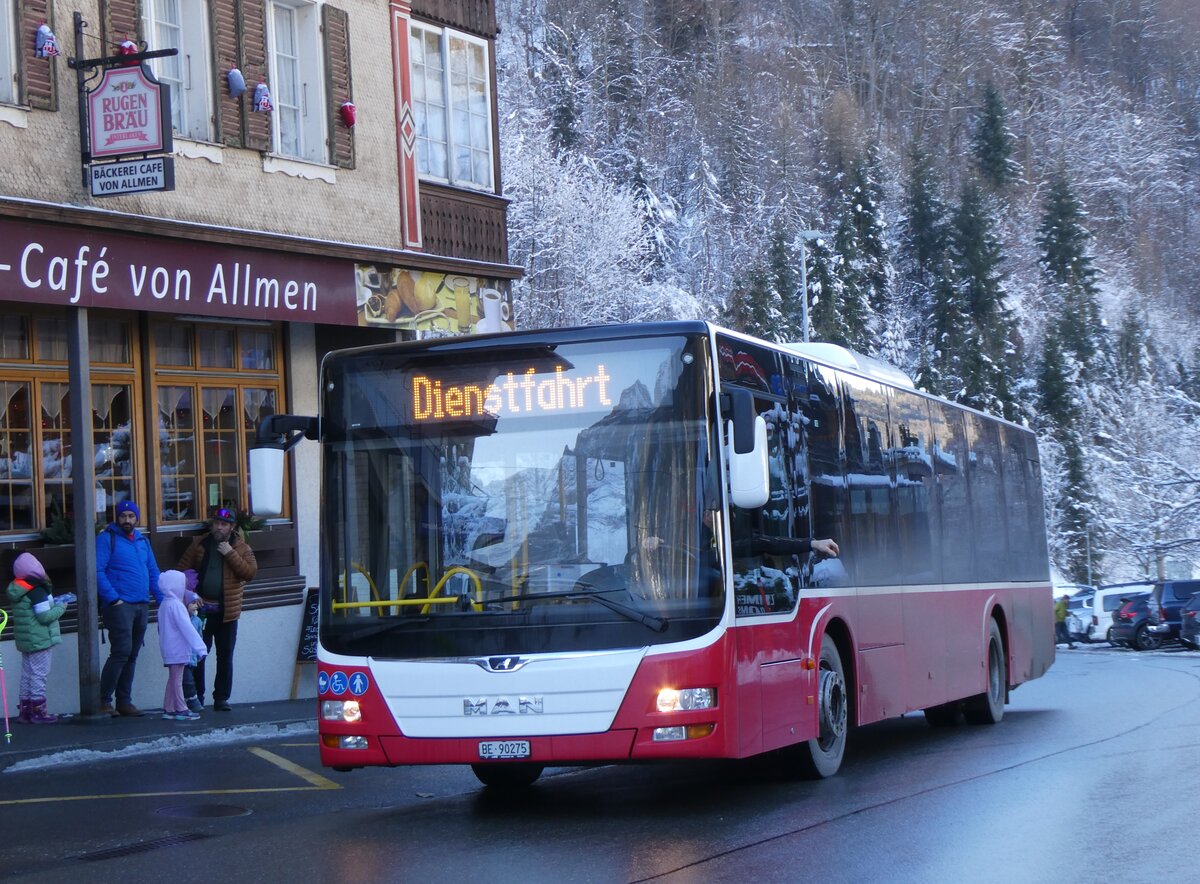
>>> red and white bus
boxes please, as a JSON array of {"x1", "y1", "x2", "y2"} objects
[{"x1": 252, "y1": 322, "x2": 1054, "y2": 787}]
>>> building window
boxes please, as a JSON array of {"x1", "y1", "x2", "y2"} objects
[
  {"x1": 267, "y1": 0, "x2": 327, "y2": 163},
  {"x1": 153, "y1": 321, "x2": 285, "y2": 523},
  {"x1": 410, "y1": 23, "x2": 494, "y2": 191},
  {"x1": 143, "y1": 0, "x2": 216, "y2": 142},
  {"x1": 0, "y1": 312, "x2": 138, "y2": 535},
  {"x1": 0, "y1": 0, "x2": 16, "y2": 106}
]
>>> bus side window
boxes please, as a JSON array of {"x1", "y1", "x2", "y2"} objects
[
  {"x1": 931, "y1": 404, "x2": 974, "y2": 583},
  {"x1": 891, "y1": 390, "x2": 939, "y2": 585},
  {"x1": 730, "y1": 394, "x2": 799, "y2": 615},
  {"x1": 796, "y1": 363, "x2": 847, "y2": 588},
  {"x1": 841, "y1": 374, "x2": 895, "y2": 587}
]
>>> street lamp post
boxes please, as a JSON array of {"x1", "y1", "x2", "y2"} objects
[{"x1": 797, "y1": 230, "x2": 826, "y2": 343}]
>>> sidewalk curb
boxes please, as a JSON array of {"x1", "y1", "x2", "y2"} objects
[{"x1": 1, "y1": 716, "x2": 316, "y2": 773}]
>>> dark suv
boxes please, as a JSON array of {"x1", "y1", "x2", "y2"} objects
[
  {"x1": 1180, "y1": 595, "x2": 1200, "y2": 650},
  {"x1": 1147, "y1": 580, "x2": 1200, "y2": 643}
]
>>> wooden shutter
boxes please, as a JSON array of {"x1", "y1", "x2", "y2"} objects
[
  {"x1": 322, "y1": 4, "x2": 354, "y2": 169},
  {"x1": 210, "y1": 0, "x2": 270, "y2": 151},
  {"x1": 100, "y1": 0, "x2": 141, "y2": 51},
  {"x1": 240, "y1": 0, "x2": 271, "y2": 152},
  {"x1": 17, "y1": 0, "x2": 58, "y2": 110},
  {"x1": 211, "y1": 0, "x2": 244, "y2": 147}
]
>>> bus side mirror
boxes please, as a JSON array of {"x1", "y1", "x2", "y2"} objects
[
  {"x1": 727, "y1": 416, "x2": 770, "y2": 509},
  {"x1": 249, "y1": 446, "x2": 286, "y2": 517},
  {"x1": 249, "y1": 414, "x2": 317, "y2": 517}
]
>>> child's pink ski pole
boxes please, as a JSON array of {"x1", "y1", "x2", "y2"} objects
[{"x1": 0, "y1": 610, "x2": 11, "y2": 743}]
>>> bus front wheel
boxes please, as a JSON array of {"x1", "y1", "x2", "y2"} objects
[
  {"x1": 963, "y1": 620, "x2": 1006, "y2": 725},
  {"x1": 471, "y1": 762, "x2": 545, "y2": 789},
  {"x1": 795, "y1": 635, "x2": 848, "y2": 779}
]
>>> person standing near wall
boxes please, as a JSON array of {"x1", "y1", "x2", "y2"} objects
[
  {"x1": 177, "y1": 507, "x2": 257, "y2": 711},
  {"x1": 97, "y1": 500, "x2": 163, "y2": 717}
]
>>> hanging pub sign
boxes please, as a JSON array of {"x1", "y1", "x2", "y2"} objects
[
  {"x1": 67, "y1": 14, "x2": 178, "y2": 196},
  {"x1": 88, "y1": 65, "x2": 170, "y2": 157},
  {"x1": 83, "y1": 63, "x2": 175, "y2": 197}
]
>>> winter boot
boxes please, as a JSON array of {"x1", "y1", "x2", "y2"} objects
[
  {"x1": 27, "y1": 698, "x2": 60, "y2": 724},
  {"x1": 16, "y1": 698, "x2": 32, "y2": 724}
]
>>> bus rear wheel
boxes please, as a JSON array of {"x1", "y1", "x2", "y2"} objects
[
  {"x1": 471, "y1": 762, "x2": 545, "y2": 789},
  {"x1": 963, "y1": 620, "x2": 1006, "y2": 725},
  {"x1": 795, "y1": 635, "x2": 848, "y2": 778}
]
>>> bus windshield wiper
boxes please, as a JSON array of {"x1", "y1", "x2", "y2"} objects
[{"x1": 487, "y1": 587, "x2": 668, "y2": 633}]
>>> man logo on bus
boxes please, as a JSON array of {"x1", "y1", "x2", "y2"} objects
[{"x1": 463, "y1": 696, "x2": 544, "y2": 715}]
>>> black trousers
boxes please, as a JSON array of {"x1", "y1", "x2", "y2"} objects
[
  {"x1": 194, "y1": 617, "x2": 239, "y2": 704},
  {"x1": 99, "y1": 601, "x2": 148, "y2": 705}
]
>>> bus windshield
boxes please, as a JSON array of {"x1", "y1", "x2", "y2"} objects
[{"x1": 319, "y1": 333, "x2": 722, "y2": 659}]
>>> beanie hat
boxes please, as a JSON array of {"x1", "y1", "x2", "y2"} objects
[
  {"x1": 116, "y1": 500, "x2": 140, "y2": 520},
  {"x1": 13, "y1": 551, "x2": 48, "y2": 582}
]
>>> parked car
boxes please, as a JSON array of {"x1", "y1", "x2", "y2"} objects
[
  {"x1": 1066, "y1": 594, "x2": 1093, "y2": 643},
  {"x1": 1146, "y1": 580, "x2": 1200, "y2": 643},
  {"x1": 1109, "y1": 592, "x2": 1158, "y2": 650},
  {"x1": 1090, "y1": 582, "x2": 1153, "y2": 644},
  {"x1": 1179, "y1": 594, "x2": 1200, "y2": 649}
]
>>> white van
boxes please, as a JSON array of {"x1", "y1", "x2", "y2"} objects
[{"x1": 1090, "y1": 583, "x2": 1154, "y2": 644}]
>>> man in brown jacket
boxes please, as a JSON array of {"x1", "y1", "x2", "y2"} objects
[{"x1": 177, "y1": 507, "x2": 257, "y2": 711}]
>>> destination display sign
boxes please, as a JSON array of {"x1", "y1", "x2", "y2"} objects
[{"x1": 410, "y1": 365, "x2": 614, "y2": 423}]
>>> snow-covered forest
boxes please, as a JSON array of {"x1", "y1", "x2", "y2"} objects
[{"x1": 493, "y1": 0, "x2": 1200, "y2": 584}]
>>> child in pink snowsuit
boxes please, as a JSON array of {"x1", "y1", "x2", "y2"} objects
[{"x1": 157, "y1": 570, "x2": 207, "y2": 721}]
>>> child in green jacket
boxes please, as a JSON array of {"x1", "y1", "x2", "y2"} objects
[{"x1": 5, "y1": 552, "x2": 74, "y2": 724}]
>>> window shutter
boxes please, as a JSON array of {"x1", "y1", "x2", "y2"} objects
[
  {"x1": 322, "y1": 4, "x2": 354, "y2": 169},
  {"x1": 211, "y1": 0, "x2": 245, "y2": 147},
  {"x1": 17, "y1": 0, "x2": 58, "y2": 110},
  {"x1": 100, "y1": 0, "x2": 141, "y2": 51},
  {"x1": 240, "y1": 0, "x2": 271, "y2": 152}
]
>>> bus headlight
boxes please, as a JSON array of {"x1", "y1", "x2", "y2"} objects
[
  {"x1": 656, "y1": 687, "x2": 716, "y2": 713},
  {"x1": 321, "y1": 700, "x2": 362, "y2": 723}
]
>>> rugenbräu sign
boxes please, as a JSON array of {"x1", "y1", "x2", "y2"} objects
[
  {"x1": 87, "y1": 66, "x2": 169, "y2": 159},
  {"x1": 0, "y1": 216, "x2": 360, "y2": 325}
]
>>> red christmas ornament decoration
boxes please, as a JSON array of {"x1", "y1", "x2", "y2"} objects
[
  {"x1": 118, "y1": 39, "x2": 139, "y2": 67},
  {"x1": 339, "y1": 100, "x2": 357, "y2": 128}
]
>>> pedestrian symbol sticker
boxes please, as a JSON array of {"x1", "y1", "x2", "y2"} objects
[
  {"x1": 318, "y1": 671, "x2": 330, "y2": 695},
  {"x1": 349, "y1": 672, "x2": 369, "y2": 696},
  {"x1": 330, "y1": 671, "x2": 349, "y2": 695}
]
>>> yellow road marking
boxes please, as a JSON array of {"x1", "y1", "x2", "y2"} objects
[
  {"x1": 247, "y1": 747, "x2": 341, "y2": 790},
  {"x1": 0, "y1": 786, "x2": 328, "y2": 806},
  {"x1": 0, "y1": 746, "x2": 341, "y2": 807}
]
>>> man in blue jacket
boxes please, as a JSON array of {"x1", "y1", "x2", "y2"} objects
[{"x1": 96, "y1": 499, "x2": 162, "y2": 716}]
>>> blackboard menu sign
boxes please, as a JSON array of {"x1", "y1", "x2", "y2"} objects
[{"x1": 296, "y1": 587, "x2": 319, "y2": 662}]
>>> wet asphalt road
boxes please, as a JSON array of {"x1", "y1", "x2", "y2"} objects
[{"x1": 3, "y1": 643, "x2": 1198, "y2": 883}]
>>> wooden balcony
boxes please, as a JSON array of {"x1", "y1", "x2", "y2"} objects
[{"x1": 419, "y1": 184, "x2": 510, "y2": 266}]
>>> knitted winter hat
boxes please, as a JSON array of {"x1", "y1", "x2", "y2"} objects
[
  {"x1": 116, "y1": 499, "x2": 140, "y2": 520},
  {"x1": 13, "y1": 552, "x2": 48, "y2": 582}
]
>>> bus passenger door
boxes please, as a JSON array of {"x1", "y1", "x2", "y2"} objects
[
  {"x1": 891, "y1": 390, "x2": 946, "y2": 711},
  {"x1": 728, "y1": 391, "x2": 808, "y2": 753},
  {"x1": 841, "y1": 374, "x2": 906, "y2": 722}
]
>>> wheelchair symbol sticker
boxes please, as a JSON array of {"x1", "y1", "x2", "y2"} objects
[{"x1": 329, "y1": 671, "x2": 349, "y2": 695}]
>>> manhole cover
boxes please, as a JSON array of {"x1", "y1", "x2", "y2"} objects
[{"x1": 156, "y1": 804, "x2": 252, "y2": 819}]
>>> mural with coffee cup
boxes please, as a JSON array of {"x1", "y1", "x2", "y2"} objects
[{"x1": 355, "y1": 265, "x2": 513, "y2": 335}]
